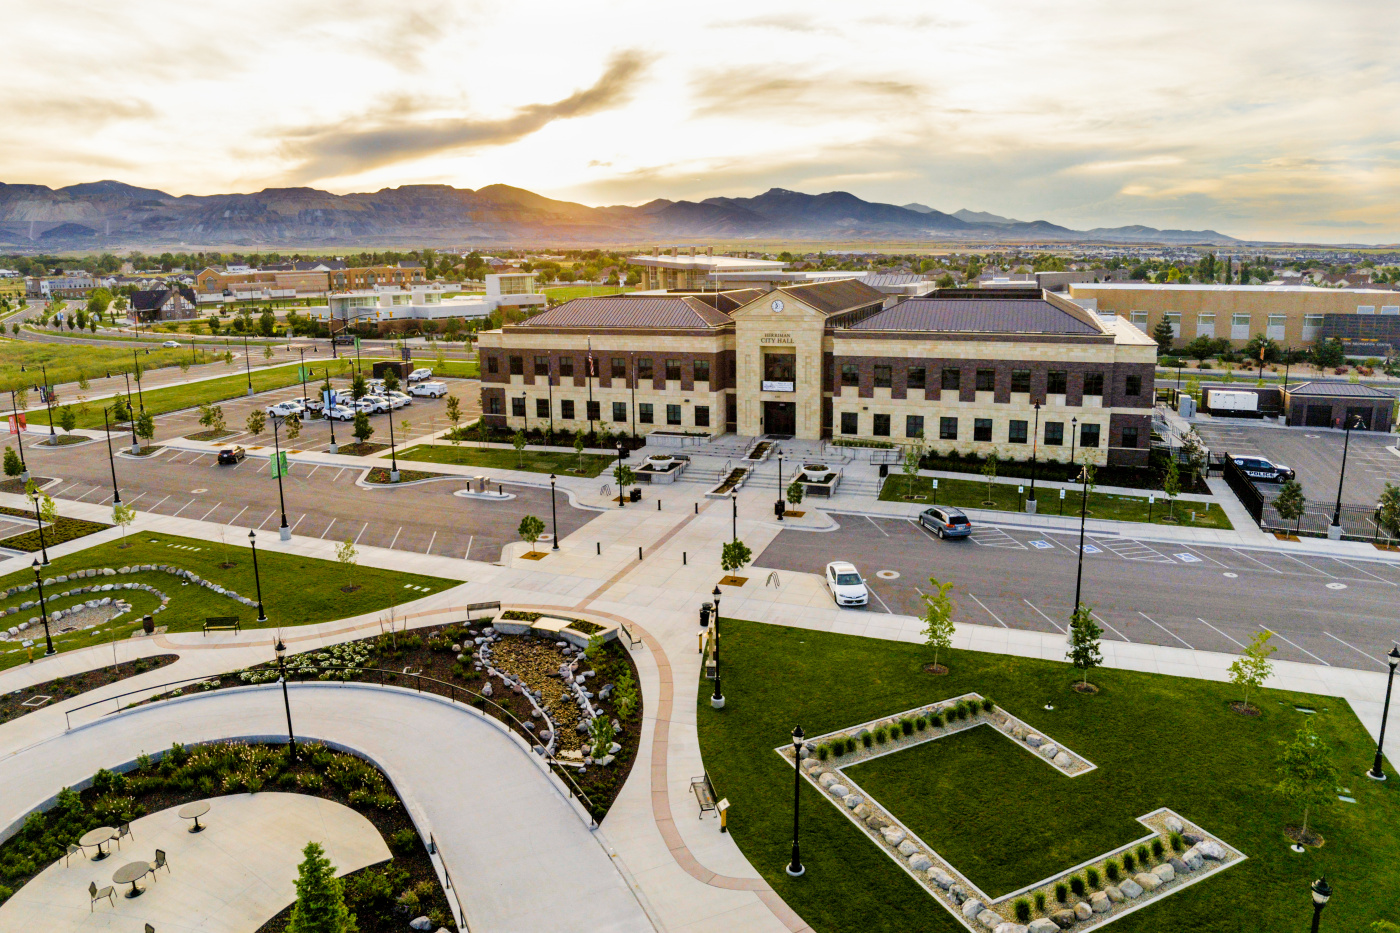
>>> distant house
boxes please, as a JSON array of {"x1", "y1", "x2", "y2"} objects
[{"x1": 130, "y1": 286, "x2": 198, "y2": 323}]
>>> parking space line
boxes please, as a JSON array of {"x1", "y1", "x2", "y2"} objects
[
  {"x1": 199, "y1": 502, "x2": 222, "y2": 521},
  {"x1": 1230, "y1": 549, "x2": 1283, "y2": 573},
  {"x1": 1196, "y1": 617, "x2": 1245, "y2": 649},
  {"x1": 464, "y1": 535, "x2": 473, "y2": 560},
  {"x1": 389, "y1": 527, "x2": 402, "y2": 549},
  {"x1": 257, "y1": 510, "x2": 277, "y2": 530},
  {"x1": 425, "y1": 530, "x2": 437, "y2": 554},
  {"x1": 321, "y1": 518, "x2": 337, "y2": 539},
  {"x1": 867, "y1": 585, "x2": 894, "y2": 614},
  {"x1": 148, "y1": 495, "x2": 171, "y2": 512},
  {"x1": 96, "y1": 493, "x2": 113, "y2": 505},
  {"x1": 1276, "y1": 552, "x2": 1336, "y2": 577},
  {"x1": 1139, "y1": 611, "x2": 1193, "y2": 649},
  {"x1": 1103, "y1": 539, "x2": 1174, "y2": 563},
  {"x1": 73, "y1": 486, "x2": 101, "y2": 502},
  {"x1": 1331, "y1": 558, "x2": 1397, "y2": 586},
  {"x1": 1323, "y1": 632, "x2": 1387, "y2": 668},
  {"x1": 307, "y1": 465, "x2": 322, "y2": 478},
  {"x1": 1179, "y1": 546, "x2": 1230, "y2": 569},
  {"x1": 967, "y1": 593, "x2": 1008, "y2": 628},
  {"x1": 126, "y1": 492, "x2": 146, "y2": 505},
  {"x1": 256, "y1": 461, "x2": 269, "y2": 474},
  {"x1": 334, "y1": 468, "x2": 347, "y2": 481},
  {"x1": 1023, "y1": 598, "x2": 1065, "y2": 633},
  {"x1": 1268, "y1": 628, "x2": 1330, "y2": 665},
  {"x1": 291, "y1": 513, "x2": 306, "y2": 532},
  {"x1": 865, "y1": 516, "x2": 889, "y2": 537},
  {"x1": 355, "y1": 522, "x2": 369, "y2": 545},
  {"x1": 1087, "y1": 610, "x2": 1129, "y2": 641},
  {"x1": 55, "y1": 483, "x2": 80, "y2": 496},
  {"x1": 907, "y1": 518, "x2": 939, "y2": 542},
  {"x1": 226, "y1": 505, "x2": 248, "y2": 526},
  {"x1": 171, "y1": 499, "x2": 197, "y2": 517}
]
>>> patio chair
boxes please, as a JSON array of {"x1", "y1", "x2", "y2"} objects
[
  {"x1": 154, "y1": 848, "x2": 170, "y2": 875},
  {"x1": 89, "y1": 880, "x2": 115, "y2": 911},
  {"x1": 65, "y1": 843, "x2": 84, "y2": 866},
  {"x1": 116, "y1": 822, "x2": 133, "y2": 849}
]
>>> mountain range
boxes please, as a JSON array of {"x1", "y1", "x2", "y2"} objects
[{"x1": 0, "y1": 181, "x2": 1241, "y2": 249}]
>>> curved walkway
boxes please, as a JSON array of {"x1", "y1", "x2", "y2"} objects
[{"x1": 0, "y1": 684, "x2": 654, "y2": 933}]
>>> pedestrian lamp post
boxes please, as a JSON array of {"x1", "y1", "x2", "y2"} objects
[
  {"x1": 1329, "y1": 414, "x2": 1365, "y2": 539},
  {"x1": 786, "y1": 724, "x2": 806, "y2": 876},
  {"x1": 549, "y1": 473, "x2": 560, "y2": 550},
  {"x1": 1310, "y1": 877, "x2": 1332, "y2": 933},
  {"x1": 710, "y1": 585, "x2": 724, "y2": 709},
  {"x1": 8, "y1": 389, "x2": 28, "y2": 480},
  {"x1": 130, "y1": 351, "x2": 146, "y2": 411},
  {"x1": 1368, "y1": 646, "x2": 1400, "y2": 780},
  {"x1": 387, "y1": 407, "x2": 400, "y2": 483},
  {"x1": 32, "y1": 560, "x2": 55, "y2": 656},
  {"x1": 325, "y1": 388, "x2": 338, "y2": 455},
  {"x1": 28, "y1": 486, "x2": 49, "y2": 566},
  {"x1": 1072, "y1": 464, "x2": 1090, "y2": 623},
  {"x1": 243, "y1": 335, "x2": 253, "y2": 396},
  {"x1": 274, "y1": 636, "x2": 298, "y2": 762},
  {"x1": 616, "y1": 442, "x2": 626, "y2": 507},
  {"x1": 121, "y1": 373, "x2": 139, "y2": 451},
  {"x1": 271, "y1": 419, "x2": 291, "y2": 540},
  {"x1": 1028, "y1": 402, "x2": 1041, "y2": 513},
  {"x1": 775, "y1": 453, "x2": 785, "y2": 522},
  {"x1": 731, "y1": 489, "x2": 738, "y2": 540},
  {"x1": 248, "y1": 530, "x2": 268, "y2": 623},
  {"x1": 101, "y1": 408, "x2": 121, "y2": 506},
  {"x1": 38, "y1": 364, "x2": 56, "y2": 439}
]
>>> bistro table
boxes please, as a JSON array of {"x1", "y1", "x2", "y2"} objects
[
  {"x1": 112, "y1": 860, "x2": 151, "y2": 898},
  {"x1": 78, "y1": 827, "x2": 117, "y2": 861},
  {"x1": 179, "y1": 800, "x2": 211, "y2": 832}
]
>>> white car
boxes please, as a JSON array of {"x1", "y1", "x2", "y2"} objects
[
  {"x1": 408, "y1": 368, "x2": 433, "y2": 383},
  {"x1": 366, "y1": 379, "x2": 387, "y2": 394},
  {"x1": 825, "y1": 561, "x2": 869, "y2": 607},
  {"x1": 265, "y1": 400, "x2": 305, "y2": 418},
  {"x1": 326, "y1": 404, "x2": 357, "y2": 421},
  {"x1": 161, "y1": 340, "x2": 180, "y2": 348},
  {"x1": 356, "y1": 395, "x2": 389, "y2": 414},
  {"x1": 410, "y1": 381, "x2": 448, "y2": 398},
  {"x1": 384, "y1": 391, "x2": 411, "y2": 409}
]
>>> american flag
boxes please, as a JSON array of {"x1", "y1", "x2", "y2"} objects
[{"x1": 587, "y1": 339, "x2": 595, "y2": 377}]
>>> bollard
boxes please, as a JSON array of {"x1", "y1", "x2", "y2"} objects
[
  {"x1": 694, "y1": 502, "x2": 698, "y2": 514},
  {"x1": 657, "y1": 499, "x2": 661, "y2": 511},
  {"x1": 596, "y1": 542, "x2": 601, "y2": 555},
  {"x1": 683, "y1": 551, "x2": 687, "y2": 565},
  {"x1": 638, "y1": 546, "x2": 643, "y2": 561}
]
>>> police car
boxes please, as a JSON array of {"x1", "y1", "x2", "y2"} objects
[{"x1": 1232, "y1": 456, "x2": 1295, "y2": 483}]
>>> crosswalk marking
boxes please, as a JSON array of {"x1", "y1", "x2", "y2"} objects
[{"x1": 969, "y1": 526, "x2": 1026, "y2": 550}]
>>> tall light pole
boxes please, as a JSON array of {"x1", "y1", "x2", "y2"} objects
[
  {"x1": 102, "y1": 408, "x2": 121, "y2": 506},
  {"x1": 121, "y1": 373, "x2": 139, "y2": 451},
  {"x1": 33, "y1": 560, "x2": 55, "y2": 656},
  {"x1": 1368, "y1": 646, "x2": 1400, "y2": 781},
  {"x1": 786, "y1": 724, "x2": 805, "y2": 876},
  {"x1": 1028, "y1": 401, "x2": 1041, "y2": 512},
  {"x1": 271, "y1": 419, "x2": 290, "y2": 540},
  {"x1": 549, "y1": 473, "x2": 560, "y2": 550},
  {"x1": 1330, "y1": 414, "x2": 1365, "y2": 539},
  {"x1": 616, "y1": 442, "x2": 626, "y2": 508},
  {"x1": 1072, "y1": 463, "x2": 1090, "y2": 621},
  {"x1": 274, "y1": 636, "x2": 297, "y2": 762},
  {"x1": 387, "y1": 406, "x2": 399, "y2": 483},
  {"x1": 38, "y1": 364, "x2": 55, "y2": 439},
  {"x1": 775, "y1": 453, "x2": 785, "y2": 522},
  {"x1": 710, "y1": 585, "x2": 724, "y2": 709},
  {"x1": 323, "y1": 379, "x2": 338, "y2": 455},
  {"x1": 28, "y1": 484, "x2": 49, "y2": 565},
  {"x1": 1310, "y1": 878, "x2": 1331, "y2": 933},
  {"x1": 130, "y1": 351, "x2": 145, "y2": 410},
  {"x1": 249, "y1": 530, "x2": 267, "y2": 623},
  {"x1": 243, "y1": 335, "x2": 253, "y2": 396}
]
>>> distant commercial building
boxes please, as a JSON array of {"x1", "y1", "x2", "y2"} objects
[
  {"x1": 1283, "y1": 382, "x2": 1395, "y2": 431},
  {"x1": 32, "y1": 275, "x2": 103, "y2": 299},
  {"x1": 1067, "y1": 283, "x2": 1400, "y2": 350},
  {"x1": 484, "y1": 273, "x2": 546, "y2": 313},
  {"x1": 329, "y1": 264, "x2": 426, "y2": 291},
  {"x1": 630, "y1": 247, "x2": 786, "y2": 291},
  {"x1": 195, "y1": 268, "x2": 329, "y2": 301},
  {"x1": 307, "y1": 275, "x2": 542, "y2": 330},
  {"x1": 129, "y1": 286, "x2": 199, "y2": 323}
]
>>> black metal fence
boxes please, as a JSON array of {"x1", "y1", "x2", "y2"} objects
[
  {"x1": 1220, "y1": 456, "x2": 1264, "y2": 523},
  {"x1": 1222, "y1": 453, "x2": 1399, "y2": 542}
]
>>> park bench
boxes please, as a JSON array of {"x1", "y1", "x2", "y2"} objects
[
  {"x1": 463, "y1": 601, "x2": 501, "y2": 623},
  {"x1": 202, "y1": 617, "x2": 240, "y2": 635},
  {"x1": 690, "y1": 772, "x2": 717, "y2": 819},
  {"x1": 618, "y1": 622, "x2": 642, "y2": 649}
]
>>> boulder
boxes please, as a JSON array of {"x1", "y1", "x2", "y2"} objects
[
  {"x1": 1039, "y1": 744, "x2": 1059, "y2": 759},
  {"x1": 1104, "y1": 885, "x2": 1124, "y2": 903},
  {"x1": 409, "y1": 918, "x2": 433, "y2": 931},
  {"x1": 948, "y1": 884, "x2": 967, "y2": 904},
  {"x1": 897, "y1": 839, "x2": 918, "y2": 857},
  {"x1": 1025, "y1": 734, "x2": 1043, "y2": 748},
  {"x1": 1165, "y1": 815, "x2": 1184, "y2": 834},
  {"x1": 909, "y1": 853, "x2": 932, "y2": 872},
  {"x1": 881, "y1": 827, "x2": 906, "y2": 846},
  {"x1": 827, "y1": 783, "x2": 849, "y2": 798},
  {"x1": 1090, "y1": 892, "x2": 1111, "y2": 913},
  {"x1": 818, "y1": 772, "x2": 838, "y2": 788},
  {"x1": 866, "y1": 814, "x2": 889, "y2": 831},
  {"x1": 1168, "y1": 857, "x2": 1189, "y2": 874},
  {"x1": 976, "y1": 909, "x2": 1001, "y2": 928},
  {"x1": 994, "y1": 924, "x2": 1029, "y2": 933},
  {"x1": 1153, "y1": 863, "x2": 1175, "y2": 883},
  {"x1": 1134, "y1": 872, "x2": 1161, "y2": 892},
  {"x1": 1074, "y1": 902, "x2": 1093, "y2": 921},
  {"x1": 928, "y1": 868, "x2": 954, "y2": 890},
  {"x1": 962, "y1": 898, "x2": 984, "y2": 920},
  {"x1": 1182, "y1": 832, "x2": 1204, "y2": 845},
  {"x1": 802, "y1": 758, "x2": 823, "y2": 773},
  {"x1": 852, "y1": 804, "x2": 871, "y2": 820},
  {"x1": 1196, "y1": 840, "x2": 1226, "y2": 860},
  {"x1": 1028, "y1": 921, "x2": 1061, "y2": 933},
  {"x1": 1048, "y1": 909, "x2": 1076, "y2": 929},
  {"x1": 843, "y1": 795, "x2": 864, "y2": 810},
  {"x1": 1119, "y1": 879, "x2": 1144, "y2": 898},
  {"x1": 1052, "y1": 751, "x2": 1073, "y2": 768}
]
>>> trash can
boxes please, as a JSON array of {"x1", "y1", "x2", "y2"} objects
[
  {"x1": 774, "y1": 499, "x2": 786, "y2": 519},
  {"x1": 700, "y1": 602, "x2": 713, "y2": 628},
  {"x1": 879, "y1": 463, "x2": 889, "y2": 477},
  {"x1": 629, "y1": 487, "x2": 642, "y2": 502},
  {"x1": 142, "y1": 614, "x2": 155, "y2": 635}
]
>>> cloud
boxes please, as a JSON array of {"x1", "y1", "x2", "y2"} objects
[
  {"x1": 690, "y1": 66, "x2": 923, "y2": 117},
  {"x1": 276, "y1": 50, "x2": 650, "y2": 183},
  {"x1": 6, "y1": 96, "x2": 156, "y2": 125}
]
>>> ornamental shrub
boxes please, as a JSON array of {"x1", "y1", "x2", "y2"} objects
[
  {"x1": 1034, "y1": 891, "x2": 1046, "y2": 912},
  {"x1": 816, "y1": 744, "x2": 830, "y2": 761},
  {"x1": 1151, "y1": 838, "x2": 1165, "y2": 859},
  {"x1": 1105, "y1": 860, "x2": 1120, "y2": 882},
  {"x1": 981, "y1": 697, "x2": 994, "y2": 712},
  {"x1": 845, "y1": 737, "x2": 857, "y2": 754},
  {"x1": 1121, "y1": 852, "x2": 1134, "y2": 872},
  {"x1": 862, "y1": 733, "x2": 873, "y2": 748},
  {"x1": 1055, "y1": 882, "x2": 1068, "y2": 904},
  {"x1": 1136, "y1": 843, "x2": 1151, "y2": 865},
  {"x1": 955, "y1": 702, "x2": 969, "y2": 721},
  {"x1": 1086, "y1": 867, "x2": 1101, "y2": 889},
  {"x1": 929, "y1": 712, "x2": 943, "y2": 727},
  {"x1": 1170, "y1": 831, "x2": 1184, "y2": 853},
  {"x1": 1014, "y1": 899, "x2": 1031, "y2": 923},
  {"x1": 1069, "y1": 876, "x2": 1085, "y2": 897},
  {"x1": 914, "y1": 715, "x2": 927, "y2": 730},
  {"x1": 874, "y1": 726, "x2": 888, "y2": 743},
  {"x1": 900, "y1": 718, "x2": 914, "y2": 736}
]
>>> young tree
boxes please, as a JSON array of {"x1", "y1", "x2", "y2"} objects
[
  {"x1": 1151, "y1": 318, "x2": 1176, "y2": 353},
  {"x1": 198, "y1": 402, "x2": 226, "y2": 434},
  {"x1": 263, "y1": 344, "x2": 275, "y2": 360},
  {"x1": 2, "y1": 446, "x2": 20, "y2": 478},
  {"x1": 902, "y1": 440, "x2": 923, "y2": 498},
  {"x1": 613, "y1": 461, "x2": 635, "y2": 499},
  {"x1": 382, "y1": 369, "x2": 400, "y2": 393},
  {"x1": 1162, "y1": 456, "x2": 1180, "y2": 520},
  {"x1": 258, "y1": 309, "x2": 276, "y2": 338},
  {"x1": 1275, "y1": 717, "x2": 1338, "y2": 844},
  {"x1": 518, "y1": 514, "x2": 545, "y2": 554},
  {"x1": 37, "y1": 489, "x2": 58, "y2": 527},
  {"x1": 1179, "y1": 427, "x2": 1207, "y2": 488},
  {"x1": 336, "y1": 539, "x2": 358, "y2": 590},
  {"x1": 1066, "y1": 604, "x2": 1103, "y2": 689},
  {"x1": 786, "y1": 479, "x2": 805, "y2": 510},
  {"x1": 573, "y1": 431, "x2": 585, "y2": 471},
  {"x1": 111, "y1": 395, "x2": 130, "y2": 423},
  {"x1": 113, "y1": 502, "x2": 135, "y2": 546},
  {"x1": 57, "y1": 405, "x2": 77, "y2": 435},
  {"x1": 287, "y1": 841, "x2": 357, "y2": 933},
  {"x1": 720, "y1": 538, "x2": 753, "y2": 576},
  {"x1": 1228, "y1": 629, "x2": 1276, "y2": 713},
  {"x1": 246, "y1": 409, "x2": 267, "y2": 437},
  {"x1": 444, "y1": 395, "x2": 462, "y2": 443},
  {"x1": 135, "y1": 410, "x2": 155, "y2": 446},
  {"x1": 351, "y1": 374, "x2": 367, "y2": 400},
  {"x1": 1274, "y1": 480, "x2": 1307, "y2": 534},
  {"x1": 919, "y1": 576, "x2": 955, "y2": 673},
  {"x1": 981, "y1": 448, "x2": 999, "y2": 505},
  {"x1": 589, "y1": 714, "x2": 616, "y2": 760},
  {"x1": 512, "y1": 429, "x2": 527, "y2": 468},
  {"x1": 284, "y1": 412, "x2": 302, "y2": 442},
  {"x1": 352, "y1": 410, "x2": 373, "y2": 444},
  {"x1": 77, "y1": 372, "x2": 90, "y2": 390},
  {"x1": 1377, "y1": 482, "x2": 1400, "y2": 537}
]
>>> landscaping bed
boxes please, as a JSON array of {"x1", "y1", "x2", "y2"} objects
[
  {"x1": 917, "y1": 450, "x2": 1211, "y2": 495},
  {"x1": 0, "y1": 478, "x2": 53, "y2": 495},
  {"x1": 364, "y1": 466, "x2": 449, "y2": 483},
  {"x1": 32, "y1": 434, "x2": 88, "y2": 447},
  {"x1": 397, "y1": 443, "x2": 614, "y2": 477},
  {"x1": 0, "y1": 654, "x2": 177, "y2": 725},
  {"x1": 0, "y1": 516, "x2": 111, "y2": 551},
  {"x1": 184, "y1": 429, "x2": 238, "y2": 441},
  {"x1": 336, "y1": 442, "x2": 389, "y2": 456},
  {"x1": 697, "y1": 617, "x2": 1399, "y2": 933},
  {"x1": 123, "y1": 445, "x2": 166, "y2": 457},
  {"x1": 0, "y1": 741, "x2": 453, "y2": 930}
]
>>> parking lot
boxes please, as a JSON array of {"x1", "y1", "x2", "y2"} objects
[
  {"x1": 1194, "y1": 420, "x2": 1400, "y2": 510},
  {"x1": 757, "y1": 512, "x2": 1400, "y2": 671}
]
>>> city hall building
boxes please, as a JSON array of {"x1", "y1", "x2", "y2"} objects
[{"x1": 479, "y1": 280, "x2": 1158, "y2": 466}]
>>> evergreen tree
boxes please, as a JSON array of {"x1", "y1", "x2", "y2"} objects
[
  {"x1": 287, "y1": 841, "x2": 357, "y2": 933},
  {"x1": 1151, "y1": 318, "x2": 1176, "y2": 354}
]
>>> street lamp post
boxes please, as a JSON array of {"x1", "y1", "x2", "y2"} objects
[
  {"x1": 120, "y1": 372, "x2": 139, "y2": 451},
  {"x1": 271, "y1": 419, "x2": 290, "y2": 540},
  {"x1": 616, "y1": 442, "x2": 626, "y2": 507},
  {"x1": 102, "y1": 408, "x2": 121, "y2": 506},
  {"x1": 731, "y1": 489, "x2": 738, "y2": 541},
  {"x1": 1330, "y1": 415, "x2": 1365, "y2": 540},
  {"x1": 1310, "y1": 878, "x2": 1331, "y2": 933},
  {"x1": 775, "y1": 453, "x2": 785, "y2": 522},
  {"x1": 324, "y1": 382, "x2": 338, "y2": 455},
  {"x1": 39, "y1": 364, "x2": 55, "y2": 439},
  {"x1": 1368, "y1": 646, "x2": 1400, "y2": 780},
  {"x1": 710, "y1": 585, "x2": 724, "y2": 709},
  {"x1": 243, "y1": 336, "x2": 253, "y2": 396},
  {"x1": 786, "y1": 724, "x2": 805, "y2": 876},
  {"x1": 274, "y1": 636, "x2": 298, "y2": 762},
  {"x1": 130, "y1": 351, "x2": 145, "y2": 411},
  {"x1": 549, "y1": 473, "x2": 560, "y2": 550},
  {"x1": 32, "y1": 560, "x2": 55, "y2": 656},
  {"x1": 1028, "y1": 402, "x2": 1041, "y2": 512},
  {"x1": 1072, "y1": 464, "x2": 1090, "y2": 622},
  {"x1": 28, "y1": 485, "x2": 49, "y2": 565},
  {"x1": 387, "y1": 407, "x2": 399, "y2": 483},
  {"x1": 249, "y1": 531, "x2": 267, "y2": 623}
]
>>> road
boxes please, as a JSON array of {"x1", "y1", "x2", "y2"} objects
[{"x1": 757, "y1": 512, "x2": 1400, "y2": 671}]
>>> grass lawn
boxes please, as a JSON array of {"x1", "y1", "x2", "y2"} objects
[
  {"x1": 396, "y1": 443, "x2": 614, "y2": 477},
  {"x1": 0, "y1": 531, "x2": 455, "y2": 670},
  {"x1": 697, "y1": 617, "x2": 1399, "y2": 932},
  {"x1": 426, "y1": 358, "x2": 479, "y2": 378},
  {"x1": 0, "y1": 339, "x2": 206, "y2": 393},
  {"x1": 881, "y1": 475, "x2": 1233, "y2": 530}
]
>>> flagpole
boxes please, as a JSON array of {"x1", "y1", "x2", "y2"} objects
[{"x1": 587, "y1": 338, "x2": 595, "y2": 440}]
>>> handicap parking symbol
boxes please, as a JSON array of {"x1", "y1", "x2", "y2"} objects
[
  {"x1": 1081, "y1": 544, "x2": 1102, "y2": 554},
  {"x1": 1174, "y1": 553, "x2": 1201, "y2": 563},
  {"x1": 1030, "y1": 540, "x2": 1053, "y2": 549}
]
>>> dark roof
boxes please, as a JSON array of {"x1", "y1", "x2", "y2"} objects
[
  {"x1": 1285, "y1": 381, "x2": 1394, "y2": 398},
  {"x1": 398, "y1": 260, "x2": 425, "y2": 269},
  {"x1": 862, "y1": 274, "x2": 927, "y2": 287},
  {"x1": 778, "y1": 279, "x2": 886, "y2": 315},
  {"x1": 697, "y1": 288, "x2": 766, "y2": 313},
  {"x1": 129, "y1": 286, "x2": 194, "y2": 311},
  {"x1": 848, "y1": 297, "x2": 1102, "y2": 335},
  {"x1": 513, "y1": 296, "x2": 732, "y2": 330}
]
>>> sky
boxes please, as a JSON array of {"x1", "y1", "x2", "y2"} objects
[{"x1": 3, "y1": 0, "x2": 1399, "y2": 243}]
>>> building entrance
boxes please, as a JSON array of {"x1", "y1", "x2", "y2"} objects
[{"x1": 763, "y1": 401, "x2": 796, "y2": 437}]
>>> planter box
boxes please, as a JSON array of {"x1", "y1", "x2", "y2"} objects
[
  {"x1": 705, "y1": 466, "x2": 749, "y2": 498},
  {"x1": 636, "y1": 458, "x2": 687, "y2": 485}
]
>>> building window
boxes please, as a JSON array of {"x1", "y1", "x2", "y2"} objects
[
  {"x1": 764, "y1": 353, "x2": 796, "y2": 385},
  {"x1": 841, "y1": 363, "x2": 860, "y2": 387},
  {"x1": 511, "y1": 396, "x2": 526, "y2": 417},
  {"x1": 728, "y1": 358, "x2": 736, "y2": 379},
  {"x1": 486, "y1": 396, "x2": 502, "y2": 414},
  {"x1": 639, "y1": 403, "x2": 653, "y2": 424},
  {"x1": 1130, "y1": 311, "x2": 1149, "y2": 327},
  {"x1": 941, "y1": 368, "x2": 961, "y2": 391},
  {"x1": 535, "y1": 398, "x2": 549, "y2": 418},
  {"x1": 586, "y1": 400, "x2": 600, "y2": 421},
  {"x1": 939, "y1": 417, "x2": 958, "y2": 440},
  {"x1": 1125, "y1": 374, "x2": 1142, "y2": 397},
  {"x1": 695, "y1": 405, "x2": 710, "y2": 427},
  {"x1": 1083, "y1": 372, "x2": 1104, "y2": 396},
  {"x1": 665, "y1": 359, "x2": 682, "y2": 381},
  {"x1": 667, "y1": 404, "x2": 682, "y2": 425},
  {"x1": 509, "y1": 356, "x2": 523, "y2": 376},
  {"x1": 612, "y1": 402, "x2": 627, "y2": 422},
  {"x1": 1011, "y1": 369, "x2": 1031, "y2": 393},
  {"x1": 1047, "y1": 370, "x2": 1067, "y2": 395},
  {"x1": 694, "y1": 359, "x2": 710, "y2": 382},
  {"x1": 1358, "y1": 305, "x2": 1376, "y2": 315},
  {"x1": 906, "y1": 415, "x2": 925, "y2": 438},
  {"x1": 840, "y1": 412, "x2": 858, "y2": 435},
  {"x1": 487, "y1": 355, "x2": 499, "y2": 374},
  {"x1": 559, "y1": 357, "x2": 574, "y2": 377},
  {"x1": 611, "y1": 358, "x2": 627, "y2": 379},
  {"x1": 907, "y1": 366, "x2": 926, "y2": 389},
  {"x1": 873, "y1": 365, "x2": 892, "y2": 388},
  {"x1": 1231, "y1": 312, "x2": 1251, "y2": 340},
  {"x1": 976, "y1": 369, "x2": 995, "y2": 391},
  {"x1": 1163, "y1": 312, "x2": 1181, "y2": 338},
  {"x1": 534, "y1": 355, "x2": 549, "y2": 376},
  {"x1": 872, "y1": 413, "x2": 891, "y2": 436},
  {"x1": 1045, "y1": 421, "x2": 1064, "y2": 446},
  {"x1": 1302, "y1": 314, "x2": 1324, "y2": 339},
  {"x1": 1008, "y1": 420, "x2": 1028, "y2": 444},
  {"x1": 637, "y1": 358, "x2": 653, "y2": 380},
  {"x1": 1197, "y1": 313, "x2": 1216, "y2": 338},
  {"x1": 1267, "y1": 314, "x2": 1286, "y2": 340},
  {"x1": 1080, "y1": 423, "x2": 1100, "y2": 448},
  {"x1": 561, "y1": 400, "x2": 575, "y2": 419},
  {"x1": 1121, "y1": 426, "x2": 1139, "y2": 448},
  {"x1": 974, "y1": 418, "x2": 992, "y2": 442}
]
